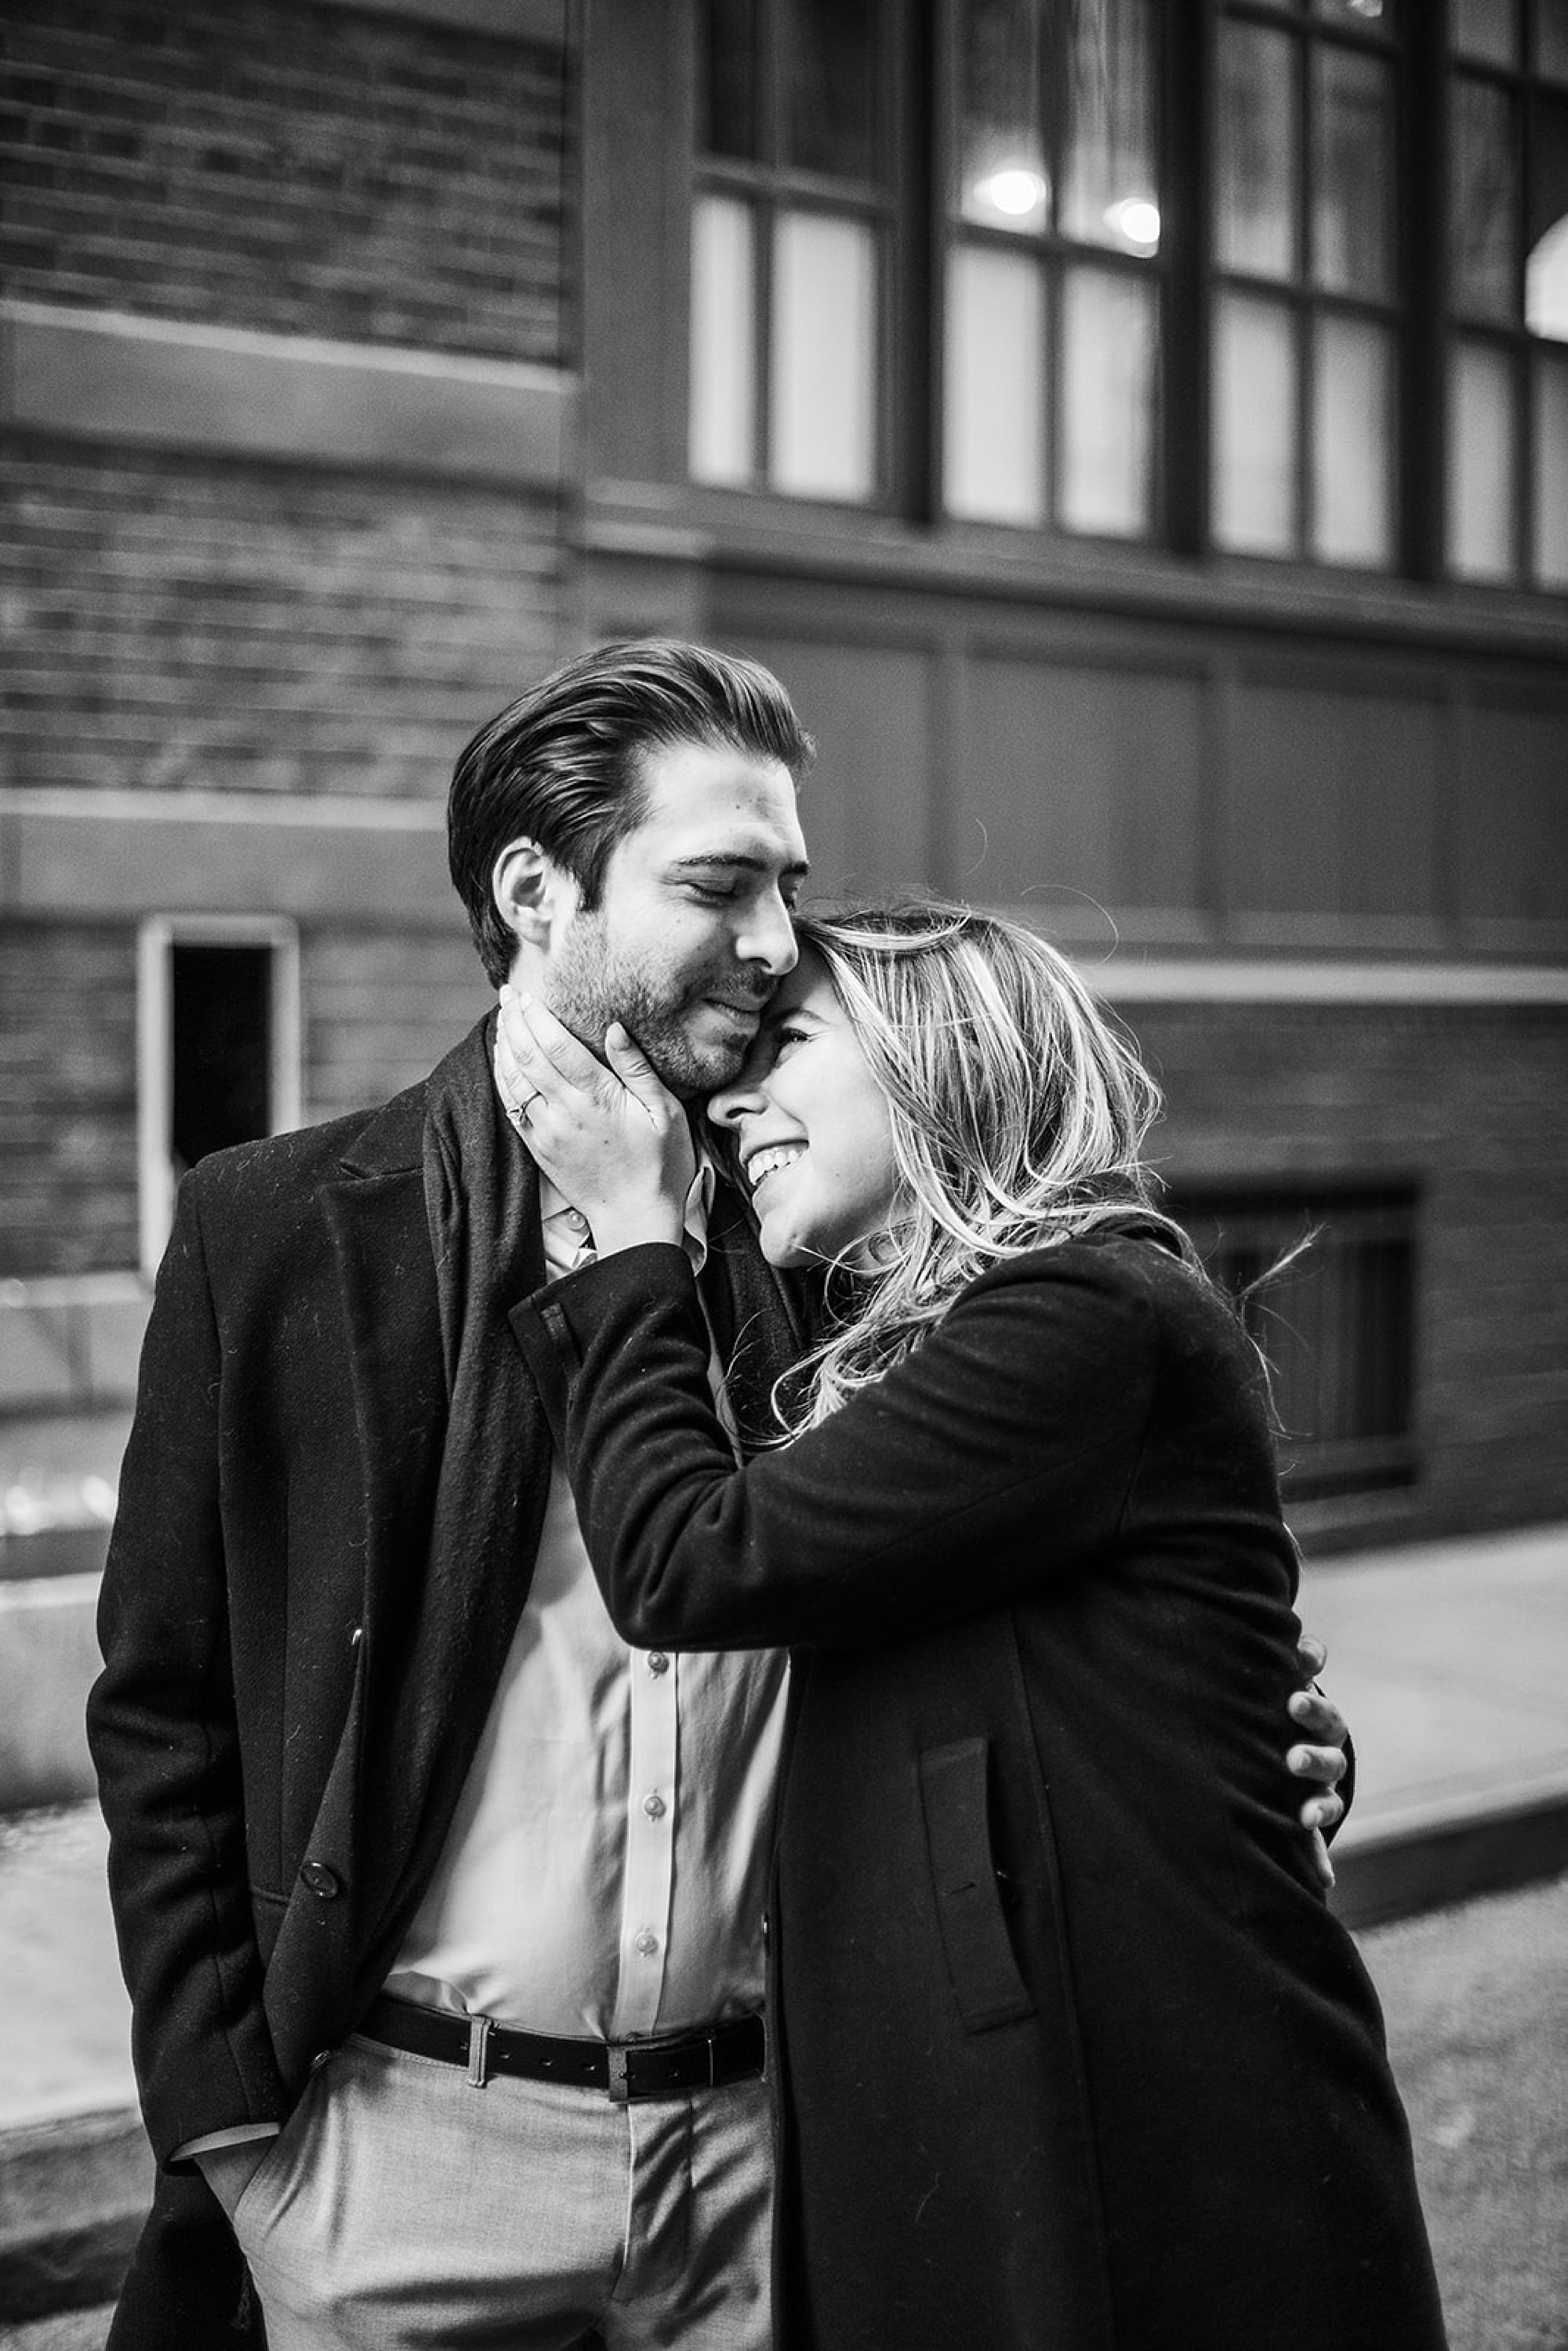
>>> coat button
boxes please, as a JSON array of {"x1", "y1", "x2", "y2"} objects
[{"x1": 300, "y1": 1859, "x2": 343, "y2": 1899}]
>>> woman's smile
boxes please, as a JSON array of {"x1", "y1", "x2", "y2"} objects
[
  {"x1": 710, "y1": 950, "x2": 899, "y2": 1269},
  {"x1": 744, "y1": 1141, "x2": 807, "y2": 1196}
]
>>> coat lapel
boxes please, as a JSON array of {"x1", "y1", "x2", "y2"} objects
[
  {"x1": 316, "y1": 1081, "x2": 554, "y2": 1997},
  {"x1": 320, "y1": 1085, "x2": 448, "y2": 1663}
]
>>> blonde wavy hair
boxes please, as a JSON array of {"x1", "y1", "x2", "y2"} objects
[{"x1": 771, "y1": 902, "x2": 1198, "y2": 1435}]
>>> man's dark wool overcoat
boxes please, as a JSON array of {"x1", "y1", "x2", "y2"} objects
[
  {"x1": 514, "y1": 1232, "x2": 1450, "y2": 2351},
  {"x1": 86, "y1": 1053, "x2": 804, "y2": 2349}
]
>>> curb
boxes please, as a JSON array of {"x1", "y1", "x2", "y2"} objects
[
  {"x1": 1330, "y1": 1787, "x2": 1568, "y2": 1929},
  {"x1": 0, "y1": 2110, "x2": 149, "y2": 2327}
]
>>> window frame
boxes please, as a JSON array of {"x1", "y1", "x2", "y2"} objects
[
  {"x1": 678, "y1": 0, "x2": 1566, "y2": 605},
  {"x1": 1170, "y1": 1178, "x2": 1421, "y2": 1504},
  {"x1": 136, "y1": 915, "x2": 302, "y2": 1277},
  {"x1": 1208, "y1": 0, "x2": 1406, "y2": 571},
  {"x1": 1443, "y1": 2, "x2": 1568, "y2": 586},
  {"x1": 690, "y1": 0, "x2": 907, "y2": 507},
  {"x1": 937, "y1": 0, "x2": 1170, "y2": 540}
]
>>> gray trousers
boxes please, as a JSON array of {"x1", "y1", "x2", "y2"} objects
[{"x1": 230, "y1": 2034, "x2": 775, "y2": 2350}]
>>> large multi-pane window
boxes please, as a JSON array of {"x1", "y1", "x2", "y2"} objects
[
  {"x1": 1446, "y1": 0, "x2": 1568, "y2": 585},
  {"x1": 690, "y1": 0, "x2": 889, "y2": 502},
  {"x1": 946, "y1": 0, "x2": 1161, "y2": 535},
  {"x1": 687, "y1": 1, "x2": 1566, "y2": 595},
  {"x1": 1211, "y1": 0, "x2": 1401, "y2": 567}
]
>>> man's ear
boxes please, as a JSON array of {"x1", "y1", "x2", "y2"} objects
[{"x1": 492, "y1": 836, "x2": 568, "y2": 953}]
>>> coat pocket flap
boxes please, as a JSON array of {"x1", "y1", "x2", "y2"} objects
[{"x1": 918, "y1": 1736, "x2": 1035, "y2": 2034}]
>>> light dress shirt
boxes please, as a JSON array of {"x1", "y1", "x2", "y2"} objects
[
  {"x1": 183, "y1": 1145, "x2": 791, "y2": 2162},
  {"x1": 384, "y1": 1158, "x2": 790, "y2": 2041}
]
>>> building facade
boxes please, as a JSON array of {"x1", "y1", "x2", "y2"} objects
[{"x1": 2, "y1": 0, "x2": 1566, "y2": 1575}]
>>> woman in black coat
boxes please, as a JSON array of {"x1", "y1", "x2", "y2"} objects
[{"x1": 501, "y1": 902, "x2": 1446, "y2": 2351}]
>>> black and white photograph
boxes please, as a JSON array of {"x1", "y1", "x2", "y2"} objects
[{"x1": 1, "y1": 4, "x2": 1565, "y2": 2346}]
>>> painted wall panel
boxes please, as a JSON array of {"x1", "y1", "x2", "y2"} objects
[
  {"x1": 954, "y1": 656, "x2": 1206, "y2": 934},
  {"x1": 1456, "y1": 702, "x2": 1568, "y2": 931},
  {"x1": 1224, "y1": 683, "x2": 1444, "y2": 930},
  {"x1": 719, "y1": 637, "x2": 937, "y2": 899}
]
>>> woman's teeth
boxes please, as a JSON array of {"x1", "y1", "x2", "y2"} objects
[{"x1": 747, "y1": 1145, "x2": 804, "y2": 1190}]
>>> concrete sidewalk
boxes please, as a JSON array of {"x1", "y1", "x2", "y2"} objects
[
  {"x1": 2, "y1": 1519, "x2": 1567, "y2": 2337},
  {"x1": 1300, "y1": 1522, "x2": 1568, "y2": 1925}
]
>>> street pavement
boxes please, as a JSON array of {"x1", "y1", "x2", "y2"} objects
[{"x1": 2, "y1": 1518, "x2": 1566, "y2": 2340}]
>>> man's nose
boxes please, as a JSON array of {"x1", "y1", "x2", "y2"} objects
[{"x1": 734, "y1": 889, "x2": 798, "y2": 976}]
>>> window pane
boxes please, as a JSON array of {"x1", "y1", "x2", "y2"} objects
[
  {"x1": 1448, "y1": 339, "x2": 1518, "y2": 575},
  {"x1": 957, "y1": 0, "x2": 1048, "y2": 231},
  {"x1": 1060, "y1": 266, "x2": 1156, "y2": 534},
  {"x1": 697, "y1": 0, "x2": 759, "y2": 160},
  {"x1": 1214, "y1": 292, "x2": 1298, "y2": 552},
  {"x1": 1533, "y1": 350, "x2": 1568, "y2": 580},
  {"x1": 1312, "y1": 46, "x2": 1395, "y2": 296},
  {"x1": 1541, "y1": 0, "x2": 1568, "y2": 80},
  {"x1": 1450, "y1": 78, "x2": 1520, "y2": 319},
  {"x1": 1526, "y1": 94, "x2": 1568, "y2": 338},
  {"x1": 944, "y1": 244, "x2": 1046, "y2": 522},
  {"x1": 1218, "y1": 22, "x2": 1298, "y2": 279},
  {"x1": 1452, "y1": 0, "x2": 1519, "y2": 64},
  {"x1": 783, "y1": 0, "x2": 879, "y2": 180},
  {"x1": 1059, "y1": 0, "x2": 1160, "y2": 256},
  {"x1": 690, "y1": 196, "x2": 757, "y2": 485},
  {"x1": 771, "y1": 210, "x2": 877, "y2": 499},
  {"x1": 1312, "y1": 0, "x2": 1397, "y2": 24},
  {"x1": 1312, "y1": 316, "x2": 1395, "y2": 564}
]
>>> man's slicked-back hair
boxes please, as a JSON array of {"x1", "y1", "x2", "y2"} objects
[{"x1": 448, "y1": 638, "x2": 815, "y2": 986}]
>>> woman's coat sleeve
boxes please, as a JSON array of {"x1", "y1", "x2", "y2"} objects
[{"x1": 510, "y1": 1239, "x2": 1158, "y2": 1653}]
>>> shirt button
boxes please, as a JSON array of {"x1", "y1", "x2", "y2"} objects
[
  {"x1": 647, "y1": 1652, "x2": 670, "y2": 1676},
  {"x1": 642, "y1": 1791, "x2": 666, "y2": 1820},
  {"x1": 634, "y1": 1929, "x2": 660, "y2": 1958},
  {"x1": 566, "y1": 1208, "x2": 589, "y2": 1232}
]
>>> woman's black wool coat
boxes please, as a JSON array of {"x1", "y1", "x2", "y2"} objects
[{"x1": 515, "y1": 1229, "x2": 1448, "y2": 2351}]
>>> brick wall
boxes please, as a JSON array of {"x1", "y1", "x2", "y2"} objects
[
  {"x1": 0, "y1": 923, "x2": 138, "y2": 1276},
  {"x1": 1135, "y1": 999, "x2": 1568, "y2": 1547},
  {"x1": 2, "y1": 0, "x2": 568, "y2": 361},
  {"x1": 303, "y1": 927, "x2": 491, "y2": 1122},
  {"x1": 0, "y1": 919, "x2": 492, "y2": 1277},
  {"x1": 1, "y1": 441, "x2": 564, "y2": 797}
]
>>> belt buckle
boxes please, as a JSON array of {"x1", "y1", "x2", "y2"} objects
[{"x1": 606, "y1": 2043, "x2": 631, "y2": 2102}]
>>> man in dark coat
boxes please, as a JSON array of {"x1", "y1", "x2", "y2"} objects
[
  {"x1": 89, "y1": 640, "x2": 818, "y2": 2348},
  {"x1": 89, "y1": 639, "x2": 1348, "y2": 2349}
]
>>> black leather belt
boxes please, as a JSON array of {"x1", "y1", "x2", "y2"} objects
[{"x1": 358, "y1": 1994, "x2": 766, "y2": 2102}]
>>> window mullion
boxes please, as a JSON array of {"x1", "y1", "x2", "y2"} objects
[
  {"x1": 1402, "y1": 0, "x2": 1446, "y2": 582},
  {"x1": 1165, "y1": 0, "x2": 1214, "y2": 558},
  {"x1": 755, "y1": 190, "x2": 775, "y2": 488}
]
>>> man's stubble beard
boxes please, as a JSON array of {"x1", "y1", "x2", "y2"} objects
[{"x1": 543, "y1": 907, "x2": 758, "y2": 1101}]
